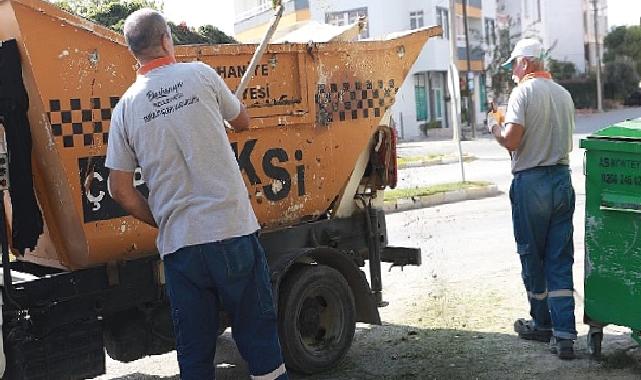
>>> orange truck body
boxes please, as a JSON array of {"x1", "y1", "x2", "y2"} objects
[{"x1": 0, "y1": 0, "x2": 439, "y2": 270}]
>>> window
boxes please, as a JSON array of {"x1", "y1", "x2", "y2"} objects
[
  {"x1": 479, "y1": 74, "x2": 488, "y2": 112},
  {"x1": 430, "y1": 73, "x2": 444, "y2": 121},
  {"x1": 434, "y1": 88, "x2": 443, "y2": 119},
  {"x1": 536, "y1": 0, "x2": 542, "y2": 21},
  {"x1": 410, "y1": 10, "x2": 424, "y2": 30},
  {"x1": 435, "y1": 7, "x2": 449, "y2": 39},
  {"x1": 414, "y1": 73, "x2": 428, "y2": 122},
  {"x1": 484, "y1": 18, "x2": 496, "y2": 46},
  {"x1": 326, "y1": 7, "x2": 369, "y2": 39},
  {"x1": 326, "y1": 11, "x2": 346, "y2": 26}
]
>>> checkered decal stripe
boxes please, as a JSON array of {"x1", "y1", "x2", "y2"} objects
[
  {"x1": 315, "y1": 79, "x2": 398, "y2": 126},
  {"x1": 46, "y1": 97, "x2": 120, "y2": 148}
]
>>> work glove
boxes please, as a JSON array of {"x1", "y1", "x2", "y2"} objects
[
  {"x1": 487, "y1": 112, "x2": 500, "y2": 135},
  {"x1": 487, "y1": 101, "x2": 505, "y2": 136}
]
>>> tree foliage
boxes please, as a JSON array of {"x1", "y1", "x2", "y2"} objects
[
  {"x1": 548, "y1": 59, "x2": 577, "y2": 81},
  {"x1": 197, "y1": 25, "x2": 236, "y2": 45},
  {"x1": 168, "y1": 23, "x2": 236, "y2": 45},
  {"x1": 604, "y1": 25, "x2": 641, "y2": 78},
  {"x1": 604, "y1": 58, "x2": 640, "y2": 100},
  {"x1": 602, "y1": 25, "x2": 641, "y2": 100},
  {"x1": 56, "y1": 0, "x2": 236, "y2": 44},
  {"x1": 486, "y1": 20, "x2": 520, "y2": 102}
]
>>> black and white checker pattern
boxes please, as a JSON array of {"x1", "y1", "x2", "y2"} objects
[
  {"x1": 315, "y1": 79, "x2": 398, "y2": 126},
  {"x1": 46, "y1": 97, "x2": 120, "y2": 148}
]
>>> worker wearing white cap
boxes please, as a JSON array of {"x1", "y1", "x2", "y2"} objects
[
  {"x1": 488, "y1": 38, "x2": 577, "y2": 360},
  {"x1": 501, "y1": 38, "x2": 545, "y2": 70}
]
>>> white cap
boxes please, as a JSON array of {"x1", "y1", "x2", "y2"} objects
[{"x1": 502, "y1": 38, "x2": 544, "y2": 69}]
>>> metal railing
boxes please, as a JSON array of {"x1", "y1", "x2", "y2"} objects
[
  {"x1": 456, "y1": 0, "x2": 483, "y2": 8},
  {"x1": 456, "y1": 31, "x2": 483, "y2": 46}
]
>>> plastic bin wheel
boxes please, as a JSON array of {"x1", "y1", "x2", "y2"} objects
[{"x1": 587, "y1": 326, "x2": 603, "y2": 358}]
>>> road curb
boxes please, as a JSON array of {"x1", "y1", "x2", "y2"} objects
[
  {"x1": 383, "y1": 185, "x2": 502, "y2": 213},
  {"x1": 398, "y1": 156, "x2": 473, "y2": 169}
]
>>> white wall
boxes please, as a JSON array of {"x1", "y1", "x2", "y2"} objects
[
  {"x1": 482, "y1": 0, "x2": 496, "y2": 19},
  {"x1": 583, "y1": 0, "x2": 607, "y2": 69},
  {"x1": 542, "y1": 0, "x2": 585, "y2": 72},
  {"x1": 501, "y1": 0, "x2": 588, "y2": 73},
  {"x1": 235, "y1": 0, "x2": 260, "y2": 16},
  {"x1": 393, "y1": 74, "x2": 421, "y2": 140},
  {"x1": 310, "y1": 0, "x2": 405, "y2": 37}
]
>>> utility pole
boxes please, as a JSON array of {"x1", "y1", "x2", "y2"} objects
[
  {"x1": 448, "y1": 0, "x2": 466, "y2": 182},
  {"x1": 593, "y1": 0, "x2": 603, "y2": 112},
  {"x1": 462, "y1": 0, "x2": 476, "y2": 138}
]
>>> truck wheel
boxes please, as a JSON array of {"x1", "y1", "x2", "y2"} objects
[{"x1": 278, "y1": 265, "x2": 356, "y2": 374}]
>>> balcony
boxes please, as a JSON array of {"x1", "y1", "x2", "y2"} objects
[
  {"x1": 456, "y1": 0, "x2": 482, "y2": 9},
  {"x1": 457, "y1": 46, "x2": 485, "y2": 61},
  {"x1": 456, "y1": 29, "x2": 483, "y2": 47}
]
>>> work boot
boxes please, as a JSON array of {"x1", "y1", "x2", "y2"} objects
[
  {"x1": 550, "y1": 336, "x2": 576, "y2": 360},
  {"x1": 514, "y1": 318, "x2": 553, "y2": 342}
]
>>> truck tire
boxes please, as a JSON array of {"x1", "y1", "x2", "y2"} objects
[{"x1": 278, "y1": 265, "x2": 356, "y2": 374}]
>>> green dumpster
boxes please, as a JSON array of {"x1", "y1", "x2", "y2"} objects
[{"x1": 580, "y1": 118, "x2": 641, "y2": 356}]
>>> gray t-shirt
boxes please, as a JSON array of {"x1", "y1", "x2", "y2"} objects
[
  {"x1": 106, "y1": 62, "x2": 259, "y2": 257},
  {"x1": 504, "y1": 78, "x2": 575, "y2": 173}
]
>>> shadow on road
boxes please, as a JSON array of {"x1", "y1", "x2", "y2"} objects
[{"x1": 106, "y1": 323, "x2": 641, "y2": 380}]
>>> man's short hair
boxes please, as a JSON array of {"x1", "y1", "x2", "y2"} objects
[
  {"x1": 520, "y1": 56, "x2": 544, "y2": 69},
  {"x1": 123, "y1": 8, "x2": 168, "y2": 57}
]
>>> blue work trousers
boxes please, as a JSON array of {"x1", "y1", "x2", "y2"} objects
[
  {"x1": 510, "y1": 165, "x2": 577, "y2": 340},
  {"x1": 163, "y1": 233, "x2": 288, "y2": 380}
]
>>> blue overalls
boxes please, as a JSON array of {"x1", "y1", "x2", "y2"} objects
[{"x1": 510, "y1": 164, "x2": 577, "y2": 340}]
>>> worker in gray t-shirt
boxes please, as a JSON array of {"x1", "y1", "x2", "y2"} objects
[
  {"x1": 105, "y1": 8, "x2": 287, "y2": 380},
  {"x1": 488, "y1": 38, "x2": 577, "y2": 360}
]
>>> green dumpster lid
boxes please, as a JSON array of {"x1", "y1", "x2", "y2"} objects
[{"x1": 589, "y1": 118, "x2": 641, "y2": 140}]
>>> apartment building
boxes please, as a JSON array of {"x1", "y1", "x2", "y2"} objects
[
  {"x1": 234, "y1": 0, "x2": 499, "y2": 140},
  {"x1": 497, "y1": 0, "x2": 607, "y2": 74}
]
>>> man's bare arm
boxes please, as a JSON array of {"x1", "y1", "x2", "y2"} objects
[
  {"x1": 491, "y1": 122, "x2": 524, "y2": 152},
  {"x1": 108, "y1": 169, "x2": 157, "y2": 228},
  {"x1": 229, "y1": 106, "x2": 250, "y2": 132}
]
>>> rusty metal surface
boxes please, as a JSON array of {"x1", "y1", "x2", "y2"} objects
[{"x1": 0, "y1": 0, "x2": 441, "y2": 269}]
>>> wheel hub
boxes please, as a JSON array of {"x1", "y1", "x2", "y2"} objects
[{"x1": 299, "y1": 296, "x2": 324, "y2": 338}]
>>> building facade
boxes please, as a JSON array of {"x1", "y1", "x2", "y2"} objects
[
  {"x1": 497, "y1": 0, "x2": 607, "y2": 74},
  {"x1": 234, "y1": 0, "x2": 498, "y2": 140}
]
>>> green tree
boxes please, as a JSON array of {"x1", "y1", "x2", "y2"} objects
[
  {"x1": 56, "y1": 0, "x2": 103, "y2": 16},
  {"x1": 604, "y1": 26, "x2": 627, "y2": 60},
  {"x1": 548, "y1": 59, "x2": 577, "y2": 81},
  {"x1": 604, "y1": 25, "x2": 641, "y2": 76},
  {"x1": 486, "y1": 18, "x2": 525, "y2": 103},
  {"x1": 56, "y1": 0, "x2": 236, "y2": 44},
  {"x1": 198, "y1": 25, "x2": 236, "y2": 45},
  {"x1": 604, "y1": 57, "x2": 640, "y2": 100},
  {"x1": 169, "y1": 22, "x2": 207, "y2": 45},
  {"x1": 91, "y1": 1, "x2": 156, "y2": 32}
]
